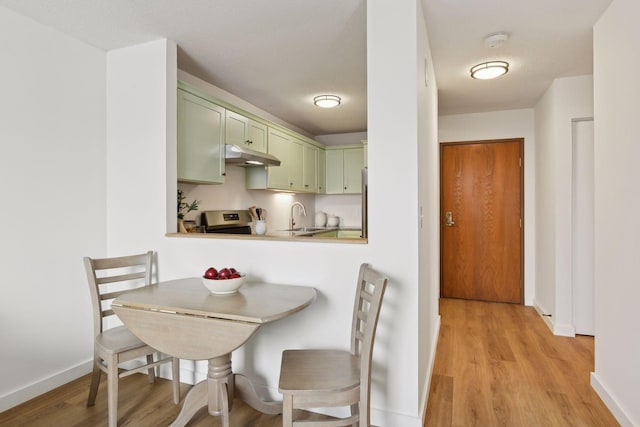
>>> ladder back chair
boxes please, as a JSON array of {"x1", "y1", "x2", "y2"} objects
[
  {"x1": 278, "y1": 263, "x2": 388, "y2": 427},
  {"x1": 84, "y1": 251, "x2": 180, "y2": 427}
]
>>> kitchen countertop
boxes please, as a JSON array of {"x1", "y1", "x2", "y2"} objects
[{"x1": 166, "y1": 227, "x2": 367, "y2": 244}]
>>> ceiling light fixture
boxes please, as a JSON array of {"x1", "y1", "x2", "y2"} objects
[
  {"x1": 470, "y1": 61, "x2": 509, "y2": 80},
  {"x1": 313, "y1": 95, "x2": 341, "y2": 108}
]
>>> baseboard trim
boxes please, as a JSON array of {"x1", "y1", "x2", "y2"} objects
[
  {"x1": 419, "y1": 314, "x2": 441, "y2": 424},
  {"x1": 590, "y1": 372, "x2": 635, "y2": 426},
  {"x1": 552, "y1": 322, "x2": 576, "y2": 337},
  {"x1": 0, "y1": 360, "x2": 93, "y2": 413},
  {"x1": 533, "y1": 300, "x2": 576, "y2": 337},
  {"x1": 533, "y1": 301, "x2": 554, "y2": 332}
]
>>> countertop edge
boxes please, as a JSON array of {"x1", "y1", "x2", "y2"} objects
[{"x1": 165, "y1": 232, "x2": 368, "y2": 244}]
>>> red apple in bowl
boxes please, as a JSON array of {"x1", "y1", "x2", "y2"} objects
[
  {"x1": 204, "y1": 267, "x2": 218, "y2": 279},
  {"x1": 218, "y1": 268, "x2": 231, "y2": 279}
]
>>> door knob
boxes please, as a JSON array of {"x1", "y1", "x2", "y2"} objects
[{"x1": 445, "y1": 211, "x2": 455, "y2": 227}]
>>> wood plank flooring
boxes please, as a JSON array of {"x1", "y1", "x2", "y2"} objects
[
  {"x1": 0, "y1": 373, "x2": 331, "y2": 427},
  {"x1": 1, "y1": 298, "x2": 619, "y2": 426},
  {"x1": 424, "y1": 298, "x2": 619, "y2": 427}
]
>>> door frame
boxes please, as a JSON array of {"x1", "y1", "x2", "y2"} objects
[{"x1": 439, "y1": 138, "x2": 525, "y2": 304}]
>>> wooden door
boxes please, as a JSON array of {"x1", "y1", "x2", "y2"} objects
[{"x1": 440, "y1": 139, "x2": 523, "y2": 303}]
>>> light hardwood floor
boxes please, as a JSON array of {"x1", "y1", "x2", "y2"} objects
[
  {"x1": 1, "y1": 298, "x2": 619, "y2": 426},
  {"x1": 0, "y1": 372, "x2": 332, "y2": 426},
  {"x1": 424, "y1": 298, "x2": 619, "y2": 426}
]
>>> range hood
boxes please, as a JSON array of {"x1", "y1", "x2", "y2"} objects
[{"x1": 225, "y1": 144, "x2": 281, "y2": 167}]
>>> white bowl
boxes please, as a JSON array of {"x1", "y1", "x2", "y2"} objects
[{"x1": 201, "y1": 275, "x2": 246, "y2": 295}]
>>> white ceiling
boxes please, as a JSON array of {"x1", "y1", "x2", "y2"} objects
[{"x1": 1, "y1": 0, "x2": 612, "y2": 135}]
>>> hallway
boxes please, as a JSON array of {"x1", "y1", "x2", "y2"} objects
[{"x1": 424, "y1": 298, "x2": 618, "y2": 426}]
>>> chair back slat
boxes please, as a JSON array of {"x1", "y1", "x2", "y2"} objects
[
  {"x1": 96, "y1": 271, "x2": 146, "y2": 285},
  {"x1": 84, "y1": 251, "x2": 153, "y2": 337}
]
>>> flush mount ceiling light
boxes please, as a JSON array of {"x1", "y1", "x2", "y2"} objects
[
  {"x1": 313, "y1": 95, "x2": 341, "y2": 108},
  {"x1": 470, "y1": 61, "x2": 509, "y2": 80}
]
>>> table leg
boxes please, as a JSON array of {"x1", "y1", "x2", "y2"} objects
[
  {"x1": 207, "y1": 354, "x2": 234, "y2": 417},
  {"x1": 169, "y1": 354, "x2": 234, "y2": 427},
  {"x1": 234, "y1": 374, "x2": 283, "y2": 415},
  {"x1": 169, "y1": 353, "x2": 283, "y2": 426},
  {"x1": 168, "y1": 380, "x2": 207, "y2": 427}
]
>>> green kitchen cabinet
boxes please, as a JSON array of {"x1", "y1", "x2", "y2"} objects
[
  {"x1": 225, "y1": 110, "x2": 267, "y2": 153},
  {"x1": 177, "y1": 89, "x2": 226, "y2": 184},
  {"x1": 303, "y1": 143, "x2": 318, "y2": 193},
  {"x1": 317, "y1": 149, "x2": 326, "y2": 193},
  {"x1": 247, "y1": 128, "x2": 320, "y2": 193},
  {"x1": 325, "y1": 146, "x2": 364, "y2": 194},
  {"x1": 266, "y1": 128, "x2": 303, "y2": 191}
]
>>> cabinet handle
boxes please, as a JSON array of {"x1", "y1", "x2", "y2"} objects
[{"x1": 245, "y1": 139, "x2": 252, "y2": 144}]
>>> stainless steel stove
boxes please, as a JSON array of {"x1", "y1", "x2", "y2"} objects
[{"x1": 201, "y1": 210, "x2": 252, "y2": 234}]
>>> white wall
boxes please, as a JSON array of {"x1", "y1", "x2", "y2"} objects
[
  {"x1": 534, "y1": 75, "x2": 594, "y2": 336},
  {"x1": 416, "y1": 0, "x2": 441, "y2": 419},
  {"x1": 102, "y1": 0, "x2": 437, "y2": 422},
  {"x1": 592, "y1": 0, "x2": 640, "y2": 424},
  {"x1": 439, "y1": 109, "x2": 536, "y2": 305},
  {"x1": 0, "y1": 6, "x2": 106, "y2": 411}
]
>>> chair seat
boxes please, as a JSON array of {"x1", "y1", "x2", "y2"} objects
[
  {"x1": 95, "y1": 325, "x2": 148, "y2": 355},
  {"x1": 279, "y1": 349, "x2": 360, "y2": 394}
]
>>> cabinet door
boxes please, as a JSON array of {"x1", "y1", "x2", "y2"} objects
[
  {"x1": 303, "y1": 144, "x2": 318, "y2": 193},
  {"x1": 247, "y1": 120, "x2": 267, "y2": 153},
  {"x1": 177, "y1": 90, "x2": 225, "y2": 184},
  {"x1": 325, "y1": 150, "x2": 344, "y2": 194},
  {"x1": 266, "y1": 128, "x2": 292, "y2": 190},
  {"x1": 289, "y1": 138, "x2": 304, "y2": 191},
  {"x1": 344, "y1": 148, "x2": 364, "y2": 194},
  {"x1": 317, "y1": 149, "x2": 326, "y2": 193},
  {"x1": 225, "y1": 110, "x2": 249, "y2": 147}
]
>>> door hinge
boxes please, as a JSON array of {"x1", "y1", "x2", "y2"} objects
[
  {"x1": 519, "y1": 157, "x2": 522, "y2": 167},
  {"x1": 520, "y1": 218, "x2": 522, "y2": 228}
]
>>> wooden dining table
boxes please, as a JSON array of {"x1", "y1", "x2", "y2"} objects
[{"x1": 112, "y1": 277, "x2": 316, "y2": 427}]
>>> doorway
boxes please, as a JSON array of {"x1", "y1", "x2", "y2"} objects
[{"x1": 440, "y1": 139, "x2": 524, "y2": 303}]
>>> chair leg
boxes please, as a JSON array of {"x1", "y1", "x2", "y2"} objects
[
  {"x1": 282, "y1": 394, "x2": 293, "y2": 427},
  {"x1": 86, "y1": 356, "x2": 102, "y2": 407},
  {"x1": 172, "y1": 357, "x2": 180, "y2": 404},
  {"x1": 146, "y1": 354, "x2": 156, "y2": 383},
  {"x1": 107, "y1": 354, "x2": 119, "y2": 427},
  {"x1": 350, "y1": 403, "x2": 359, "y2": 427}
]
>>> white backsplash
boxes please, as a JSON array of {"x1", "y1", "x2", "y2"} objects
[
  {"x1": 179, "y1": 166, "x2": 363, "y2": 231},
  {"x1": 314, "y1": 194, "x2": 362, "y2": 228}
]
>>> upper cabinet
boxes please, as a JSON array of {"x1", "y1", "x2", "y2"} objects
[
  {"x1": 303, "y1": 143, "x2": 318, "y2": 193},
  {"x1": 177, "y1": 89, "x2": 226, "y2": 184},
  {"x1": 317, "y1": 149, "x2": 326, "y2": 194},
  {"x1": 225, "y1": 110, "x2": 267, "y2": 153},
  {"x1": 325, "y1": 146, "x2": 364, "y2": 194},
  {"x1": 265, "y1": 128, "x2": 300, "y2": 190},
  {"x1": 246, "y1": 128, "x2": 321, "y2": 193}
]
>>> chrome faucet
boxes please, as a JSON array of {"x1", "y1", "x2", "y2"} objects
[{"x1": 290, "y1": 202, "x2": 307, "y2": 229}]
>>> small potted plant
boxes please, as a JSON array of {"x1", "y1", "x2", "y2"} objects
[{"x1": 177, "y1": 189, "x2": 199, "y2": 233}]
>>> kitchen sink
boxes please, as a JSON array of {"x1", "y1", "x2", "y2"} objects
[{"x1": 281, "y1": 227, "x2": 328, "y2": 232}]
